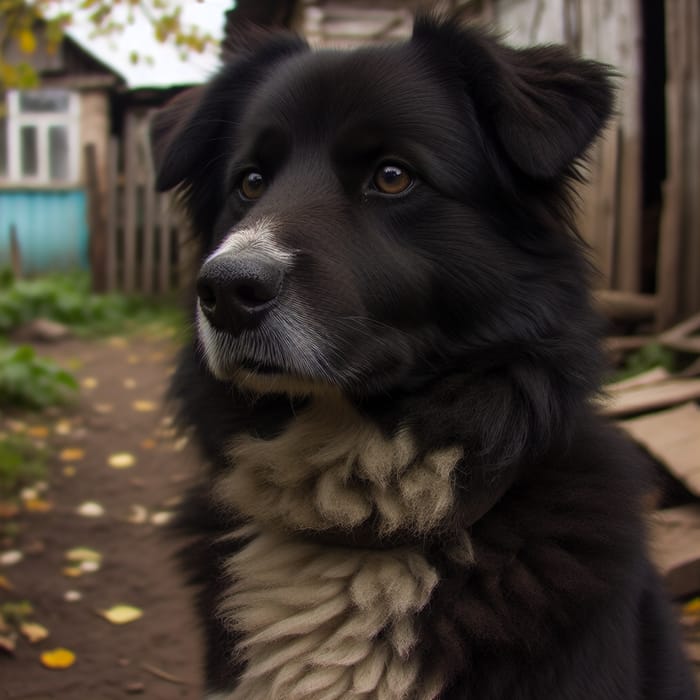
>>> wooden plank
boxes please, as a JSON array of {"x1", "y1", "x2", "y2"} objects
[
  {"x1": 606, "y1": 366, "x2": 670, "y2": 393},
  {"x1": 600, "y1": 378, "x2": 700, "y2": 417},
  {"x1": 85, "y1": 143, "x2": 107, "y2": 293},
  {"x1": 650, "y1": 504, "x2": 700, "y2": 598},
  {"x1": 612, "y1": 0, "x2": 643, "y2": 292},
  {"x1": 657, "y1": 0, "x2": 685, "y2": 328},
  {"x1": 158, "y1": 193, "x2": 172, "y2": 295},
  {"x1": 122, "y1": 113, "x2": 138, "y2": 295},
  {"x1": 682, "y1": 0, "x2": 700, "y2": 315},
  {"x1": 621, "y1": 402, "x2": 700, "y2": 496},
  {"x1": 594, "y1": 289, "x2": 658, "y2": 321},
  {"x1": 105, "y1": 137, "x2": 119, "y2": 292},
  {"x1": 141, "y1": 121, "x2": 156, "y2": 296}
]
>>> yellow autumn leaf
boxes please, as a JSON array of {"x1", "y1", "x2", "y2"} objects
[
  {"x1": 65, "y1": 547, "x2": 102, "y2": 563},
  {"x1": 99, "y1": 605, "x2": 143, "y2": 625},
  {"x1": 54, "y1": 420, "x2": 72, "y2": 436},
  {"x1": 18, "y1": 29, "x2": 37, "y2": 54},
  {"x1": 62, "y1": 566, "x2": 83, "y2": 578},
  {"x1": 683, "y1": 597, "x2": 700, "y2": 615},
  {"x1": 107, "y1": 452, "x2": 136, "y2": 469},
  {"x1": 62, "y1": 466, "x2": 77, "y2": 477},
  {"x1": 40, "y1": 647, "x2": 76, "y2": 669},
  {"x1": 23, "y1": 499, "x2": 53, "y2": 513},
  {"x1": 81, "y1": 377, "x2": 98, "y2": 389},
  {"x1": 132, "y1": 400, "x2": 157, "y2": 412},
  {"x1": 26, "y1": 426, "x2": 49, "y2": 439},
  {"x1": 59, "y1": 448, "x2": 85, "y2": 462},
  {"x1": 20, "y1": 622, "x2": 49, "y2": 643}
]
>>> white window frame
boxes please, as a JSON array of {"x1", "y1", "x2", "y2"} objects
[{"x1": 1, "y1": 89, "x2": 81, "y2": 187}]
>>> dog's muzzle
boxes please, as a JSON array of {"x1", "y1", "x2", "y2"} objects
[{"x1": 196, "y1": 251, "x2": 284, "y2": 335}]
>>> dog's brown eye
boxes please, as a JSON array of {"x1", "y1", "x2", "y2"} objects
[
  {"x1": 240, "y1": 171, "x2": 266, "y2": 200},
  {"x1": 373, "y1": 164, "x2": 412, "y2": 195}
]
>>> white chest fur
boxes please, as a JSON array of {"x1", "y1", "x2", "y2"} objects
[
  {"x1": 218, "y1": 528, "x2": 446, "y2": 700},
  {"x1": 214, "y1": 399, "x2": 463, "y2": 535}
]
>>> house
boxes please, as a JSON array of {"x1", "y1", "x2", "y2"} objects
[{"x1": 0, "y1": 5, "x2": 224, "y2": 280}]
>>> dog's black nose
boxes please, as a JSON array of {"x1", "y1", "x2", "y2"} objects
[{"x1": 196, "y1": 252, "x2": 284, "y2": 334}]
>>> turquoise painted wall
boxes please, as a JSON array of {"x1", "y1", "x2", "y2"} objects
[{"x1": 0, "y1": 190, "x2": 89, "y2": 275}]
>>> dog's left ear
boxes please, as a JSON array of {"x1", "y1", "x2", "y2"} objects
[
  {"x1": 413, "y1": 17, "x2": 615, "y2": 179},
  {"x1": 150, "y1": 86, "x2": 209, "y2": 192}
]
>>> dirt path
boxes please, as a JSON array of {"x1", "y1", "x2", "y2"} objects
[{"x1": 1, "y1": 332, "x2": 204, "y2": 699}]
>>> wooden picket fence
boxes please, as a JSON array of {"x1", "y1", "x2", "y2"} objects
[{"x1": 96, "y1": 111, "x2": 197, "y2": 296}]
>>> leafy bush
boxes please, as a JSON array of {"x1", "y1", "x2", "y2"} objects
[
  {"x1": 0, "y1": 271, "x2": 185, "y2": 336},
  {"x1": 0, "y1": 345, "x2": 78, "y2": 408}
]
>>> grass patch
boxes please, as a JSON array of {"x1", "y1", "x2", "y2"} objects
[
  {"x1": 0, "y1": 433, "x2": 47, "y2": 499},
  {"x1": 0, "y1": 270, "x2": 187, "y2": 338},
  {"x1": 0, "y1": 345, "x2": 78, "y2": 409}
]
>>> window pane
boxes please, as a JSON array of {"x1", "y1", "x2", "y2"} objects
[
  {"x1": 20, "y1": 126, "x2": 38, "y2": 176},
  {"x1": 0, "y1": 117, "x2": 7, "y2": 177},
  {"x1": 19, "y1": 90, "x2": 70, "y2": 113},
  {"x1": 49, "y1": 126, "x2": 69, "y2": 181}
]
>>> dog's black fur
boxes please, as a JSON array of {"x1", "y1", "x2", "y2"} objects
[{"x1": 152, "y1": 16, "x2": 697, "y2": 700}]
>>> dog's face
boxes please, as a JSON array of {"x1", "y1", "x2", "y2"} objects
[{"x1": 152, "y1": 18, "x2": 613, "y2": 398}]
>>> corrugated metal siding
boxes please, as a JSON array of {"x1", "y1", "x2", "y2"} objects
[{"x1": 0, "y1": 190, "x2": 89, "y2": 274}]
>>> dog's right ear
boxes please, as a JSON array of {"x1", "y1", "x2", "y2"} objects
[{"x1": 150, "y1": 31, "x2": 308, "y2": 192}]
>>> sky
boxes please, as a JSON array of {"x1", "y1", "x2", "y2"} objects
[{"x1": 56, "y1": 0, "x2": 231, "y2": 89}]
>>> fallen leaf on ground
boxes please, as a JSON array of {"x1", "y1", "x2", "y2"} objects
[
  {"x1": 0, "y1": 551, "x2": 23, "y2": 566},
  {"x1": 126, "y1": 505, "x2": 148, "y2": 524},
  {"x1": 0, "y1": 575, "x2": 13, "y2": 591},
  {"x1": 20, "y1": 622, "x2": 49, "y2": 643},
  {"x1": 123, "y1": 379, "x2": 137, "y2": 390},
  {"x1": 76, "y1": 502, "x2": 104, "y2": 518},
  {"x1": 0, "y1": 634, "x2": 16, "y2": 654},
  {"x1": 20, "y1": 487, "x2": 37, "y2": 500},
  {"x1": 140, "y1": 438, "x2": 157, "y2": 450},
  {"x1": 683, "y1": 598, "x2": 700, "y2": 615},
  {"x1": 6, "y1": 420, "x2": 26, "y2": 433},
  {"x1": 64, "y1": 590, "x2": 82, "y2": 602},
  {"x1": 26, "y1": 426, "x2": 49, "y2": 439},
  {"x1": 62, "y1": 466, "x2": 77, "y2": 477},
  {"x1": 132, "y1": 400, "x2": 157, "y2": 413},
  {"x1": 108, "y1": 452, "x2": 136, "y2": 469},
  {"x1": 172, "y1": 436, "x2": 189, "y2": 452},
  {"x1": 81, "y1": 377, "x2": 98, "y2": 389},
  {"x1": 62, "y1": 567, "x2": 82, "y2": 578},
  {"x1": 80, "y1": 560, "x2": 100, "y2": 573},
  {"x1": 99, "y1": 605, "x2": 143, "y2": 625},
  {"x1": 40, "y1": 647, "x2": 76, "y2": 669},
  {"x1": 59, "y1": 448, "x2": 85, "y2": 462},
  {"x1": 54, "y1": 420, "x2": 72, "y2": 436},
  {"x1": 150, "y1": 512, "x2": 174, "y2": 526},
  {"x1": 24, "y1": 499, "x2": 53, "y2": 513},
  {"x1": 93, "y1": 403, "x2": 114, "y2": 414},
  {"x1": 108, "y1": 336, "x2": 128, "y2": 348},
  {"x1": 66, "y1": 547, "x2": 102, "y2": 563}
]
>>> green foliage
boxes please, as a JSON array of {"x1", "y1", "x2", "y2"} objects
[
  {"x1": 609, "y1": 342, "x2": 678, "y2": 383},
  {"x1": 0, "y1": 271, "x2": 185, "y2": 337},
  {"x1": 1, "y1": 0, "x2": 216, "y2": 89},
  {"x1": 0, "y1": 433, "x2": 47, "y2": 498},
  {"x1": 0, "y1": 344, "x2": 78, "y2": 408}
]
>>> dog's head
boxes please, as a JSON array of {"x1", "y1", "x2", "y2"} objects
[{"x1": 152, "y1": 17, "x2": 614, "y2": 398}]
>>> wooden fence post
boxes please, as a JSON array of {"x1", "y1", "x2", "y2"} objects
[{"x1": 85, "y1": 143, "x2": 108, "y2": 293}]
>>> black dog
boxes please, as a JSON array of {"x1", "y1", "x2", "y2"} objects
[{"x1": 151, "y1": 15, "x2": 697, "y2": 700}]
